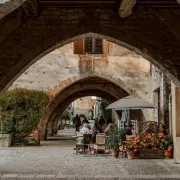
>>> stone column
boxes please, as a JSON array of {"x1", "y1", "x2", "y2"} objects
[{"x1": 171, "y1": 82, "x2": 180, "y2": 160}]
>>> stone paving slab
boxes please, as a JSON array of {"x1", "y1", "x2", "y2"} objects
[
  {"x1": 0, "y1": 144, "x2": 180, "y2": 180},
  {"x1": 1, "y1": 174, "x2": 18, "y2": 178},
  {"x1": 0, "y1": 176, "x2": 180, "y2": 180},
  {"x1": 17, "y1": 174, "x2": 36, "y2": 178}
]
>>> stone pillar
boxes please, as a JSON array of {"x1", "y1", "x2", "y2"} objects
[
  {"x1": 53, "y1": 118, "x2": 59, "y2": 135},
  {"x1": 171, "y1": 82, "x2": 180, "y2": 160}
]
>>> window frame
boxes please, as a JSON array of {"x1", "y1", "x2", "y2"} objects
[{"x1": 84, "y1": 37, "x2": 103, "y2": 54}]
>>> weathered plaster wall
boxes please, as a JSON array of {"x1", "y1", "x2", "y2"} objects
[
  {"x1": 73, "y1": 96, "x2": 95, "y2": 119},
  {"x1": 9, "y1": 42, "x2": 150, "y2": 100}
]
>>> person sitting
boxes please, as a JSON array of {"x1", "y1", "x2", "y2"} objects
[
  {"x1": 104, "y1": 123, "x2": 114, "y2": 135},
  {"x1": 91, "y1": 125, "x2": 99, "y2": 143},
  {"x1": 80, "y1": 123, "x2": 91, "y2": 134}
]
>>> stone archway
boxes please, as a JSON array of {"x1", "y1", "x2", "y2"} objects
[
  {"x1": 49, "y1": 73, "x2": 141, "y2": 98},
  {"x1": 1, "y1": 7, "x2": 180, "y2": 93},
  {"x1": 48, "y1": 89, "x2": 117, "y2": 137},
  {"x1": 40, "y1": 76, "x2": 129, "y2": 139}
]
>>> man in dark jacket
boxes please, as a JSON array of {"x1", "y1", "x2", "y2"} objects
[
  {"x1": 99, "y1": 116, "x2": 106, "y2": 126},
  {"x1": 73, "y1": 114, "x2": 81, "y2": 132}
]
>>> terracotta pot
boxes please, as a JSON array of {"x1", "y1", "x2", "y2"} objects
[
  {"x1": 128, "y1": 151, "x2": 136, "y2": 159},
  {"x1": 112, "y1": 150, "x2": 120, "y2": 158},
  {"x1": 164, "y1": 150, "x2": 173, "y2": 159}
]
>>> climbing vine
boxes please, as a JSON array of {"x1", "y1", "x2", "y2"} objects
[
  {"x1": 164, "y1": 75, "x2": 171, "y2": 129},
  {"x1": 99, "y1": 99, "x2": 112, "y2": 120},
  {"x1": 0, "y1": 88, "x2": 50, "y2": 145}
]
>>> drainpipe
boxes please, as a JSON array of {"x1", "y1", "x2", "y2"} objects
[
  {"x1": 169, "y1": 93, "x2": 172, "y2": 135},
  {"x1": 160, "y1": 73, "x2": 164, "y2": 124}
]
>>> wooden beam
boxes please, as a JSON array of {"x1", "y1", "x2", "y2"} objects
[
  {"x1": 39, "y1": 0, "x2": 118, "y2": 7},
  {"x1": 119, "y1": 0, "x2": 137, "y2": 18},
  {"x1": 22, "y1": 0, "x2": 39, "y2": 17},
  {"x1": 0, "y1": 8, "x2": 22, "y2": 45}
]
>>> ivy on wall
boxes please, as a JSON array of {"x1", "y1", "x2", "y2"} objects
[
  {"x1": 0, "y1": 88, "x2": 50, "y2": 145},
  {"x1": 164, "y1": 75, "x2": 171, "y2": 129}
]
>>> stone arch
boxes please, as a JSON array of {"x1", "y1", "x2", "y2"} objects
[
  {"x1": 40, "y1": 76, "x2": 129, "y2": 139},
  {"x1": 46, "y1": 89, "x2": 118, "y2": 138},
  {"x1": 49, "y1": 73, "x2": 141, "y2": 98},
  {"x1": 1, "y1": 7, "x2": 180, "y2": 93},
  {"x1": 79, "y1": 114, "x2": 87, "y2": 121}
]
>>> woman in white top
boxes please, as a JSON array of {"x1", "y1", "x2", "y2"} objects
[{"x1": 80, "y1": 123, "x2": 91, "y2": 134}]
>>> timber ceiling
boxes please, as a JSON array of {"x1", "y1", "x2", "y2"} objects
[{"x1": 39, "y1": 0, "x2": 180, "y2": 8}]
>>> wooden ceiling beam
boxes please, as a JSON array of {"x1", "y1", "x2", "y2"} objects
[{"x1": 22, "y1": 0, "x2": 39, "y2": 17}]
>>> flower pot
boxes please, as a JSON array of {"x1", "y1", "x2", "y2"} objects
[
  {"x1": 112, "y1": 150, "x2": 120, "y2": 158},
  {"x1": 164, "y1": 150, "x2": 173, "y2": 159},
  {"x1": 127, "y1": 151, "x2": 136, "y2": 159}
]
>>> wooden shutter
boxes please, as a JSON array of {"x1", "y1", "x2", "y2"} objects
[
  {"x1": 95, "y1": 38, "x2": 103, "y2": 54},
  {"x1": 103, "y1": 40, "x2": 109, "y2": 55},
  {"x1": 73, "y1": 39, "x2": 84, "y2": 54},
  {"x1": 85, "y1": 37, "x2": 93, "y2": 53}
]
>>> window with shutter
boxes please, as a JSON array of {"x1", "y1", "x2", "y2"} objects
[
  {"x1": 84, "y1": 37, "x2": 103, "y2": 54},
  {"x1": 73, "y1": 39, "x2": 84, "y2": 54}
]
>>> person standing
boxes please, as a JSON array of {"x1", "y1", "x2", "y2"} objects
[
  {"x1": 99, "y1": 116, "x2": 106, "y2": 133},
  {"x1": 73, "y1": 114, "x2": 81, "y2": 132},
  {"x1": 99, "y1": 116, "x2": 106, "y2": 126}
]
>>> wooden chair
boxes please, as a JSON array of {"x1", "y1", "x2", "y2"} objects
[
  {"x1": 76, "y1": 134, "x2": 92, "y2": 154},
  {"x1": 94, "y1": 134, "x2": 106, "y2": 156}
]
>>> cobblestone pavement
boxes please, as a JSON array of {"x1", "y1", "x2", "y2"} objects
[{"x1": 0, "y1": 141, "x2": 180, "y2": 179}]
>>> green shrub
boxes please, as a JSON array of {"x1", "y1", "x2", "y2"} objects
[
  {"x1": 23, "y1": 137, "x2": 39, "y2": 146},
  {"x1": 0, "y1": 88, "x2": 50, "y2": 145}
]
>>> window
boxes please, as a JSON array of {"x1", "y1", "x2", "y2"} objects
[
  {"x1": 73, "y1": 38, "x2": 108, "y2": 55},
  {"x1": 84, "y1": 37, "x2": 103, "y2": 54}
]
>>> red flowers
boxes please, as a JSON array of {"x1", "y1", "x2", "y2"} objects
[{"x1": 124, "y1": 133, "x2": 173, "y2": 151}]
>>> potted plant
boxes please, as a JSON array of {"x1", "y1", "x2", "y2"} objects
[
  {"x1": 161, "y1": 135, "x2": 173, "y2": 159},
  {"x1": 106, "y1": 127, "x2": 125, "y2": 158},
  {"x1": 125, "y1": 137, "x2": 138, "y2": 159}
]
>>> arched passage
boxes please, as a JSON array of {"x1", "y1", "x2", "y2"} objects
[
  {"x1": 1, "y1": 7, "x2": 180, "y2": 93},
  {"x1": 40, "y1": 76, "x2": 129, "y2": 140},
  {"x1": 47, "y1": 89, "x2": 118, "y2": 137},
  {"x1": 49, "y1": 73, "x2": 141, "y2": 98}
]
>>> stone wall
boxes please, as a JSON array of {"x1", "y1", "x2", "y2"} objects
[
  {"x1": 73, "y1": 97, "x2": 95, "y2": 119},
  {"x1": 9, "y1": 42, "x2": 150, "y2": 99},
  {"x1": 1, "y1": 7, "x2": 180, "y2": 94}
]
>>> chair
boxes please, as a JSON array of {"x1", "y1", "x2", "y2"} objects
[
  {"x1": 75, "y1": 132, "x2": 83, "y2": 154},
  {"x1": 83, "y1": 134, "x2": 92, "y2": 154},
  {"x1": 76, "y1": 134, "x2": 92, "y2": 154},
  {"x1": 94, "y1": 134, "x2": 106, "y2": 156}
]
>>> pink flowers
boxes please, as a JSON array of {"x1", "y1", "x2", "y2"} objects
[
  {"x1": 159, "y1": 133, "x2": 164, "y2": 138},
  {"x1": 168, "y1": 146, "x2": 173, "y2": 151},
  {"x1": 123, "y1": 133, "x2": 173, "y2": 152}
]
